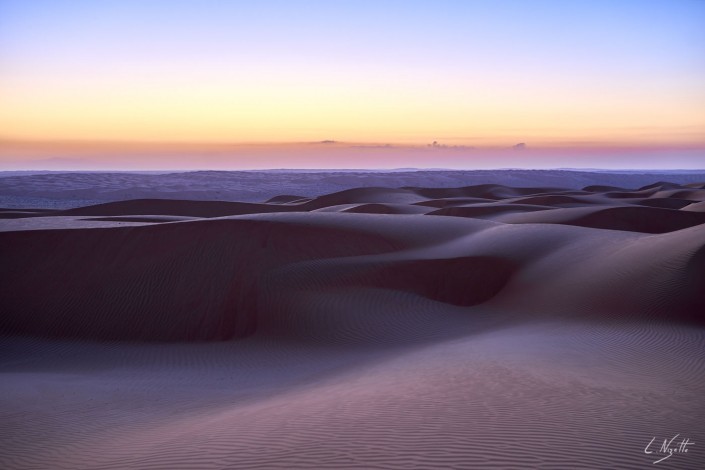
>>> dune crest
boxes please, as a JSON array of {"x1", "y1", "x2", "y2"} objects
[{"x1": 1, "y1": 180, "x2": 704, "y2": 469}]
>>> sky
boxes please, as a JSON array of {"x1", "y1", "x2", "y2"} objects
[{"x1": 1, "y1": 0, "x2": 704, "y2": 169}]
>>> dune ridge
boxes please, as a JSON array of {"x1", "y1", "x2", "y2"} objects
[
  {"x1": 1, "y1": 180, "x2": 704, "y2": 469},
  {"x1": 2, "y1": 181, "x2": 704, "y2": 340}
]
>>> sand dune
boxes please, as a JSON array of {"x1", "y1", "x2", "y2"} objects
[
  {"x1": 265, "y1": 194, "x2": 310, "y2": 204},
  {"x1": 503, "y1": 194, "x2": 606, "y2": 206},
  {"x1": 4, "y1": 169, "x2": 705, "y2": 209},
  {"x1": 0, "y1": 208, "x2": 57, "y2": 219},
  {"x1": 683, "y1": 201, "x2": 705, "y2": 212},
  {"x1": 1, "y1": 180, "x2": 704, "y2": 469},
  {"x1": 493, "y1": 205, "x2": 705, "y2": 233},
  {"x1": 59, "y1": 198, "x2": 298, "y2": 217},
  {"x1": 413, "y1": 196, "x2": 497, "y2": 208},
  {"x1": 631, "y1": 197, "x2": 695, "y2": 209},
  {"x1": 342, "y1": 202, "x2": 432, "y2": 214},
  {"x1": 428, "y1": 203, "x2": 554, "y2": 219}
]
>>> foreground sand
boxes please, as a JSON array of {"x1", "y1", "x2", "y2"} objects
[{"x1": 1, "y1": 181, "x2": 704, "y2": 469}]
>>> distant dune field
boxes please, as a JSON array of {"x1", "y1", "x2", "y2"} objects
[
  {"x1": 2, "y1": 168, "x2": 705, "y2": 209},
  {"x1": 1, "y1": 178, "x2": 704, "y2": 469}
]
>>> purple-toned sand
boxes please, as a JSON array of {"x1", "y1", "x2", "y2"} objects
[{"x1": 1, "y1": 172, "x2": 704, "y2": 469}]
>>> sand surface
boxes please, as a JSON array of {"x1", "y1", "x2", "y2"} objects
[
  {"x1": 3, "y1": 169, "x2": 705, "y2": 208},
  {"x1": 1, "y1": 180, "x2": 704, "y2": 469}
]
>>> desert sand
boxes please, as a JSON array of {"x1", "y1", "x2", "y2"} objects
[
  {"x1": 1, "y1": 178, "x2": 704, "y2": 469},
  {"x1": 3, "y1": 169, "x2": 705, "y2": 209}
]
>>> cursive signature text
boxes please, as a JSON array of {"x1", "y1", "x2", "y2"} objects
[{"x1": 644, "y1": 434, "x2": 694, "y2": 464}]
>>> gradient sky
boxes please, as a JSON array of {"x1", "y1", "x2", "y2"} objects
[{"x1": 1, "y1": 0, "x2": 704, "y2": 169}]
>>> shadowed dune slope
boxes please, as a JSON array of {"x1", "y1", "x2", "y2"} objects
[
  {"x1": 0, "y1": 208, "x2": 58, "y2": 219},
  {"x1": 503, "y1": 193, "x2": 614, "y2": 207},
  {"x1": 16, "y1": 181, "x2": 701, "y2": 235},
  {"x1": 2, "y1": 209, "x2": 704, "y2": 343},
  {"x1": 300, "y1": 187, "x2": 426, "y2": 210},
  {"x1": 412, "y1": 197, "x2": 497, "y2": 208},
  {"x1": 0, "y1": 216, "x2": 419, "y2": 341},
  {"x1": 342, "y1": 203, "x2": 432, "y2": 214},
  {"x1": 630, "y1": 197, "x2": 695, "y2": 209},
  {"x1": 405, "y1": 184, "x2": 567, "y2": 200},
  {"x1": 654, "y1": 188, "x2": 705, "y2": 200},
  {"x1": 84, "y1": 215, "x2": 198, "y2": 223},
  {"x1": 1, "y1": 181, "x2": 704, "y2": 343},
  {"x1": 58, "y1": 198, "x2": 299, "y2": 217},
  {"x1": 428, "y1": 203, "x2": 554, "y2": 219},
  {"x1": 2, "y1": 180, "x2": 705, "y2": 470},
  {"x1": 492, "y1": 205, "x2": 705, "y2": 233},
  {"x1": 265, "y1": 194, "x2": 308, "y2": 204},
  {"x1": 683, "y1": 200, "x2": 705, "y2": 212},
  {"x1": 1, "y1": 213, "x2": 508, "y2": 342},
  {"x1": 352, "y1": 256, "x2": 517, "y2": 306}
]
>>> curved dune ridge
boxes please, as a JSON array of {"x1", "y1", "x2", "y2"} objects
[
  {"x1": 1, "y1": 181, "x2": 704, "y2": 339},
  {"x1": 1, "y1": 180, "x2": 705, "y2": 469},
  {"x1": 27, "y1": 181, "x2": 705, "y2": 232}
]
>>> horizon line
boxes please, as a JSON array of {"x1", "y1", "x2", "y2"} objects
[
  {"x1": 3, "y1": 167, "x2": 705, "y2": 174},
  {"x1": 2, "y1": 137, "x2": 705, "y2": 151}
]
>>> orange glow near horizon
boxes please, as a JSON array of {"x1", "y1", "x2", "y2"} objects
[
  {"x1": 2, "y1": 68, "x2": 704, "y2": 148},
  {"x1": 1, "y1": 138, "x2": 703, "y2": 171},
  {"x1": 1, "y1": 1, "x2": 704, "y2": 169}
]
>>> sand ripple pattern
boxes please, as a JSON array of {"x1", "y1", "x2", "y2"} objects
[{"x1": 1, "y1": 180, "x2": 704, "y2": 469}]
